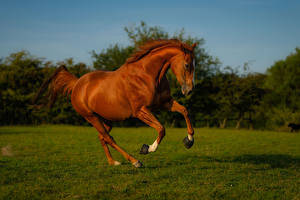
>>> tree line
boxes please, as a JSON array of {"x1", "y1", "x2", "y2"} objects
[{"x1": 1, "y1": 22, "x2": 299, "y2": 130}]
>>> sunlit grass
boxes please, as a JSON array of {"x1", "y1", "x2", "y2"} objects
[{"x1": 1, "y1": 125, "x2": 300, "y2": 199}]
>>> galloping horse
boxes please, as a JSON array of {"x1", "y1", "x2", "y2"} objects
[{"x1": 34, "y1": 39, "x2": 197, "y2": 167}]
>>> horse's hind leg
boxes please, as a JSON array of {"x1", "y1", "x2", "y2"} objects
[
  {"x1": 98, "y1": 135, "x2": 120, "y2": 166},
  {"x1": 85, "y1": 115, "x2": 142, "y2": 168},
  {"x1": 98, "y1": 122, "x2": 120, "y2": 165},
  {"x1": 85, "y1": 116, "x2": 119, "y2": 166}
]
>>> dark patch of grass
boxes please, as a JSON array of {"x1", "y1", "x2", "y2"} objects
[{"x1": 0, "y1": 125, "x2": 300, "y2": 199}]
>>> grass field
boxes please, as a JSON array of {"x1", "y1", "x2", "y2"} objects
[{"x1": 0, "y1": 125, "x2": 300, "y2": 200}]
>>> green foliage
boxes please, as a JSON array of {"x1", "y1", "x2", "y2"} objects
[
  {"x1": 188, "y1": 65, "x2": 266, "y2": 128},
  {"x1": 124, "y1": 21, "x2": 169, "y2": 46},
  {"x1": 0, "y1": 51, "x2": 48, "y2": 124},
  {"x1": 91, "y1": 45, "x2": 135, "y2": 71},
  {"x1": 263, "y1": 48, "x2": 300, "y2": 128},
  {"x1": 0, "y1": 51, "x2": 91, "y2": 125},
  {"x1": 265, "y1": 48, "x2": 300, "y2": 109}
]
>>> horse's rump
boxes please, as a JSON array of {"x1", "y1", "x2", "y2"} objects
[{"x1": 69, "y1": 70, "x2": 133, "y2": 121}]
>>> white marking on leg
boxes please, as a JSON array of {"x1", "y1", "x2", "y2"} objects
[
  {"x1": 113, "y1": 161, "x2": 121, "y2": 166},
  {"x1": 148, "y1": 140, "x2": 158, "y2": 152},
  {"x1": 188, "y1": 134, "x2": 194, "y2": 141}
]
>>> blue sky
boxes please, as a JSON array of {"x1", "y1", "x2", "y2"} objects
[{"x1": 0, "y1": 0, "x2": 299, "y2": 72}]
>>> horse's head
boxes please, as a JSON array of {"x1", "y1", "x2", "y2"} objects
[{"x1": 170, "y1": 43, "x2": 197, "y2": 96}]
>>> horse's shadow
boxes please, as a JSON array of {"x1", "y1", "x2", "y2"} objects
[{"x1": 199, "y1": 154, "x2": 300, "y2": 169}]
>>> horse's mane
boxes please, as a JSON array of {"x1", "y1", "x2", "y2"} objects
[{"x1": 126, "y1": 39, "x2": 194, "y2": 64}]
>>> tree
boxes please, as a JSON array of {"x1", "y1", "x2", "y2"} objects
[
  {"x1": 0, "y1": 51, "x2": 47, "y2": 124},
  {"x1": 234, "y1": 72, "x2": 266, "y2": 129},
  {"x1": 91, "y1": 45, "x2": 135, "y2": 71},
  {"x1": 264, "y1": 48, "x2": 300, "y2": 128},
  {"x1": 194, "y1": 65, "x2": 266, "y2": 129},
  {"x1": 0, "y1": 52, "x2": 91, "y2": 125}
]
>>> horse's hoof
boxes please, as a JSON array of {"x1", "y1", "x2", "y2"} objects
[
  {"x1": 183, "y1": 136, "x2": 194, "y2": 149},
  {"x1": 133, "y1": 160, "x2": 143, "y2": 168},
  {"x1": 140, "y1": 144, "x2": 149, "y2": 154}
]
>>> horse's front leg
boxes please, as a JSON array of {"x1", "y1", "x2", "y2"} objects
[
  {"x1": 165, "y1": 99, "x2": 194, "y2": 149},
  {"x1": 136, "y1": 106, "x2": 165, "y2": 154}
]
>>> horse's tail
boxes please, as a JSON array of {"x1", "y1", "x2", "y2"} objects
[{"x1": 33, "y1": 65, "x2": 78, "y2": 107}]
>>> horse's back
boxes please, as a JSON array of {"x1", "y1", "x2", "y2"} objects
[{"x1": 71, "y1": 70, "x2": 132, "y2": 121}]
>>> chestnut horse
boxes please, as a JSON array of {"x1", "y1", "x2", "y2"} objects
[{"x1": 34, "y1": 39, "x2": 196, "y2": 168}]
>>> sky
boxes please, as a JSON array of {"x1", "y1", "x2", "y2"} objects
[{"x1": 0, "y1": 0, "x2": 299, "y2": 73}]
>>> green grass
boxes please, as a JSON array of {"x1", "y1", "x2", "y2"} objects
[{"x1": 0, "y1": 125, "x2": 300, "y2": 200}]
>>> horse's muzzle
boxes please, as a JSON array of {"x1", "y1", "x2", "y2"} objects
[{"x1": 181, "y1": 84, "x2": 193, "y2": 96}]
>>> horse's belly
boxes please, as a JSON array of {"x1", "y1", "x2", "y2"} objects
[
  {"x1": 89, "y1": 92, "x2": 132, "y2": 121},
  {"x1": 95, "y1": 103, "x2": 132, "y2": 121}
]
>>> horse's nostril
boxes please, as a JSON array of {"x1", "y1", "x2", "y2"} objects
[{"x1": 187, "y1": 90, "x2": 192, "y2": 95}]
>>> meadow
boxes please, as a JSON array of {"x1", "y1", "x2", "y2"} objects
[{"x1": 0, "y1": 125, "x2": 300, "y2": 200}]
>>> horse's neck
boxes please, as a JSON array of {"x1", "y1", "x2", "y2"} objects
[{"x1": 141, "y1": 48, "x2": 181, "y2": 84}]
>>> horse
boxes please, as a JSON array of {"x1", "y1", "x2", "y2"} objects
[{"x1": 34, "y1": 39, "x2": 197, "y2": 168}]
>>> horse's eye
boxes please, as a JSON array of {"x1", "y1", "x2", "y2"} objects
[{"x1": 185, "y1": 64, "x2": 189, "y2": 69}]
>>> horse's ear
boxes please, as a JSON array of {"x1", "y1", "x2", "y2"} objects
[{"x1": 192, "y1": 43, "x2": 197, "y2": 50}]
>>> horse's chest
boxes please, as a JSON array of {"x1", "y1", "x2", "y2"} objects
[
  {"x1": 144, "y1": 79, "x2": 171, "y2": 108},
  {"x1": 127, "y1": 75, "x2": 156, "y2": 101},
  {"x1": 126, "y1": 73, "x2": 171, "y2": 111}
]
